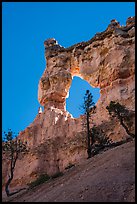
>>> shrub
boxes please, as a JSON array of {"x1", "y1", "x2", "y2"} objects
[
  {"x1": 28, "y1": 174, "x2": 51, "y2": 189},
  {"x1": 51, "y1": 172, "x2": 64, "y2": 179},
  {"x1": 65, "y1": 163, "x2": 75, "y2": 170},
  {"x1": 91, "y1": 125, "x2": 111, "y2": 146}
]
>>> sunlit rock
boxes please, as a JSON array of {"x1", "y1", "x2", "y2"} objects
[{"x1": 2, "y1": 17, "x2": 135, "y2": 189}]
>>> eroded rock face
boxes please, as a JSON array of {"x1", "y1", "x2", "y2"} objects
[
  {"x1": 37, "y1": 16, "x2": 135, "y2": 137},
  {"x1": 2, "y1": 17, "x2": 135, "y2": 189},
  {"x1": 38, "y1": 16, "x2": 135, "y2": 112}
]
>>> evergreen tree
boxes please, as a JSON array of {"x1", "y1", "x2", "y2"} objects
[
  {"x1": 82, "y1": 90, "x2": 95, "y2": 158},
  {"x1": 106, "y1": 101, "x2": 135, "y2": 138}
]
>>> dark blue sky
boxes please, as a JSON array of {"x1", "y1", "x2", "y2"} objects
[{"x1": 2, "y1": 2, "x2": 135, "y2": 135}]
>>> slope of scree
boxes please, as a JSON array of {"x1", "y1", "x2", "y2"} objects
[{"x1": 3, "y1": 140, "x2": 135, "y2": 202}]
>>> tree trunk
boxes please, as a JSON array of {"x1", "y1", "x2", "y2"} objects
[
  {"x1": 87, "y1": 111, "x2": 91, "y2": 158},
  {"x1": 5, "y1": 154, "x2": 18, "y2": 197},
  {"x1": 5, "y1": 174, "x2": 13, "y2": 197},
  {"x1": 120, "y1": 118, "x2": 135, "y2": 138}
]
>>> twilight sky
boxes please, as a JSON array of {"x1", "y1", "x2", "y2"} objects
[{"x1": 2, "y1": 2, "x2": 135, "y2": 135}]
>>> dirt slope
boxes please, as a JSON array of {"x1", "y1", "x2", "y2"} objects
[{"x1": 2, "y1": 140, "x2": 135, "y2": 202}]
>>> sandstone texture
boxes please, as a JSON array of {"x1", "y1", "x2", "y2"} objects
[{"x1": 2, "y1": 16, "x2": 135, "y2": 189}]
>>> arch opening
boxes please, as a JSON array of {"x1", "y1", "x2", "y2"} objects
[{"x1": 66, "y1": 76, "x2": 100, "y2": 118}]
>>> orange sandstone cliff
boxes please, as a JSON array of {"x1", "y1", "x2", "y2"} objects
[{"x1": 2, "y1": 16, "x2": 135, "y2": 188}]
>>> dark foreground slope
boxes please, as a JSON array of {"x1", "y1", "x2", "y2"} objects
[{"x1": 3, "y1": 140, "x2": 135, "y2": 202}]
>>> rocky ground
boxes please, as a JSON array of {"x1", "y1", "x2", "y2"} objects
[{"x1": 2, "y1": 140, "x2": 135, "y2": 202}]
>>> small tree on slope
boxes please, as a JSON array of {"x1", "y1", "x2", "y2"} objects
[
  {"x1": 82, "y1": 90, "x2": 95, "y2": 158},
  {"x1": 2, "y1": 129, "x2": 28, "y2": 197},
  {"x1": 106, "y1": 101, "x2": 135, "y2": 138}
]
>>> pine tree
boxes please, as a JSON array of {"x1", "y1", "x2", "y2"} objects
[
  {"x1": 82, "y1": 90, "x2": 95, "y2": 158},
  {"x1": 106, "y1": 101, "x2": 135, "y2": 138}
]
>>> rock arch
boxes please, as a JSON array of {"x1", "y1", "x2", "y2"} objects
[
  {"x1": 37, "y1": 18, "x2": 135, "y2": 178},
  {"x1": 2, "y1": 17, "x2": 135, "y2": 189},
  {"x1": 38, "y1": 17, "x2": 135, "y2": 114}
]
